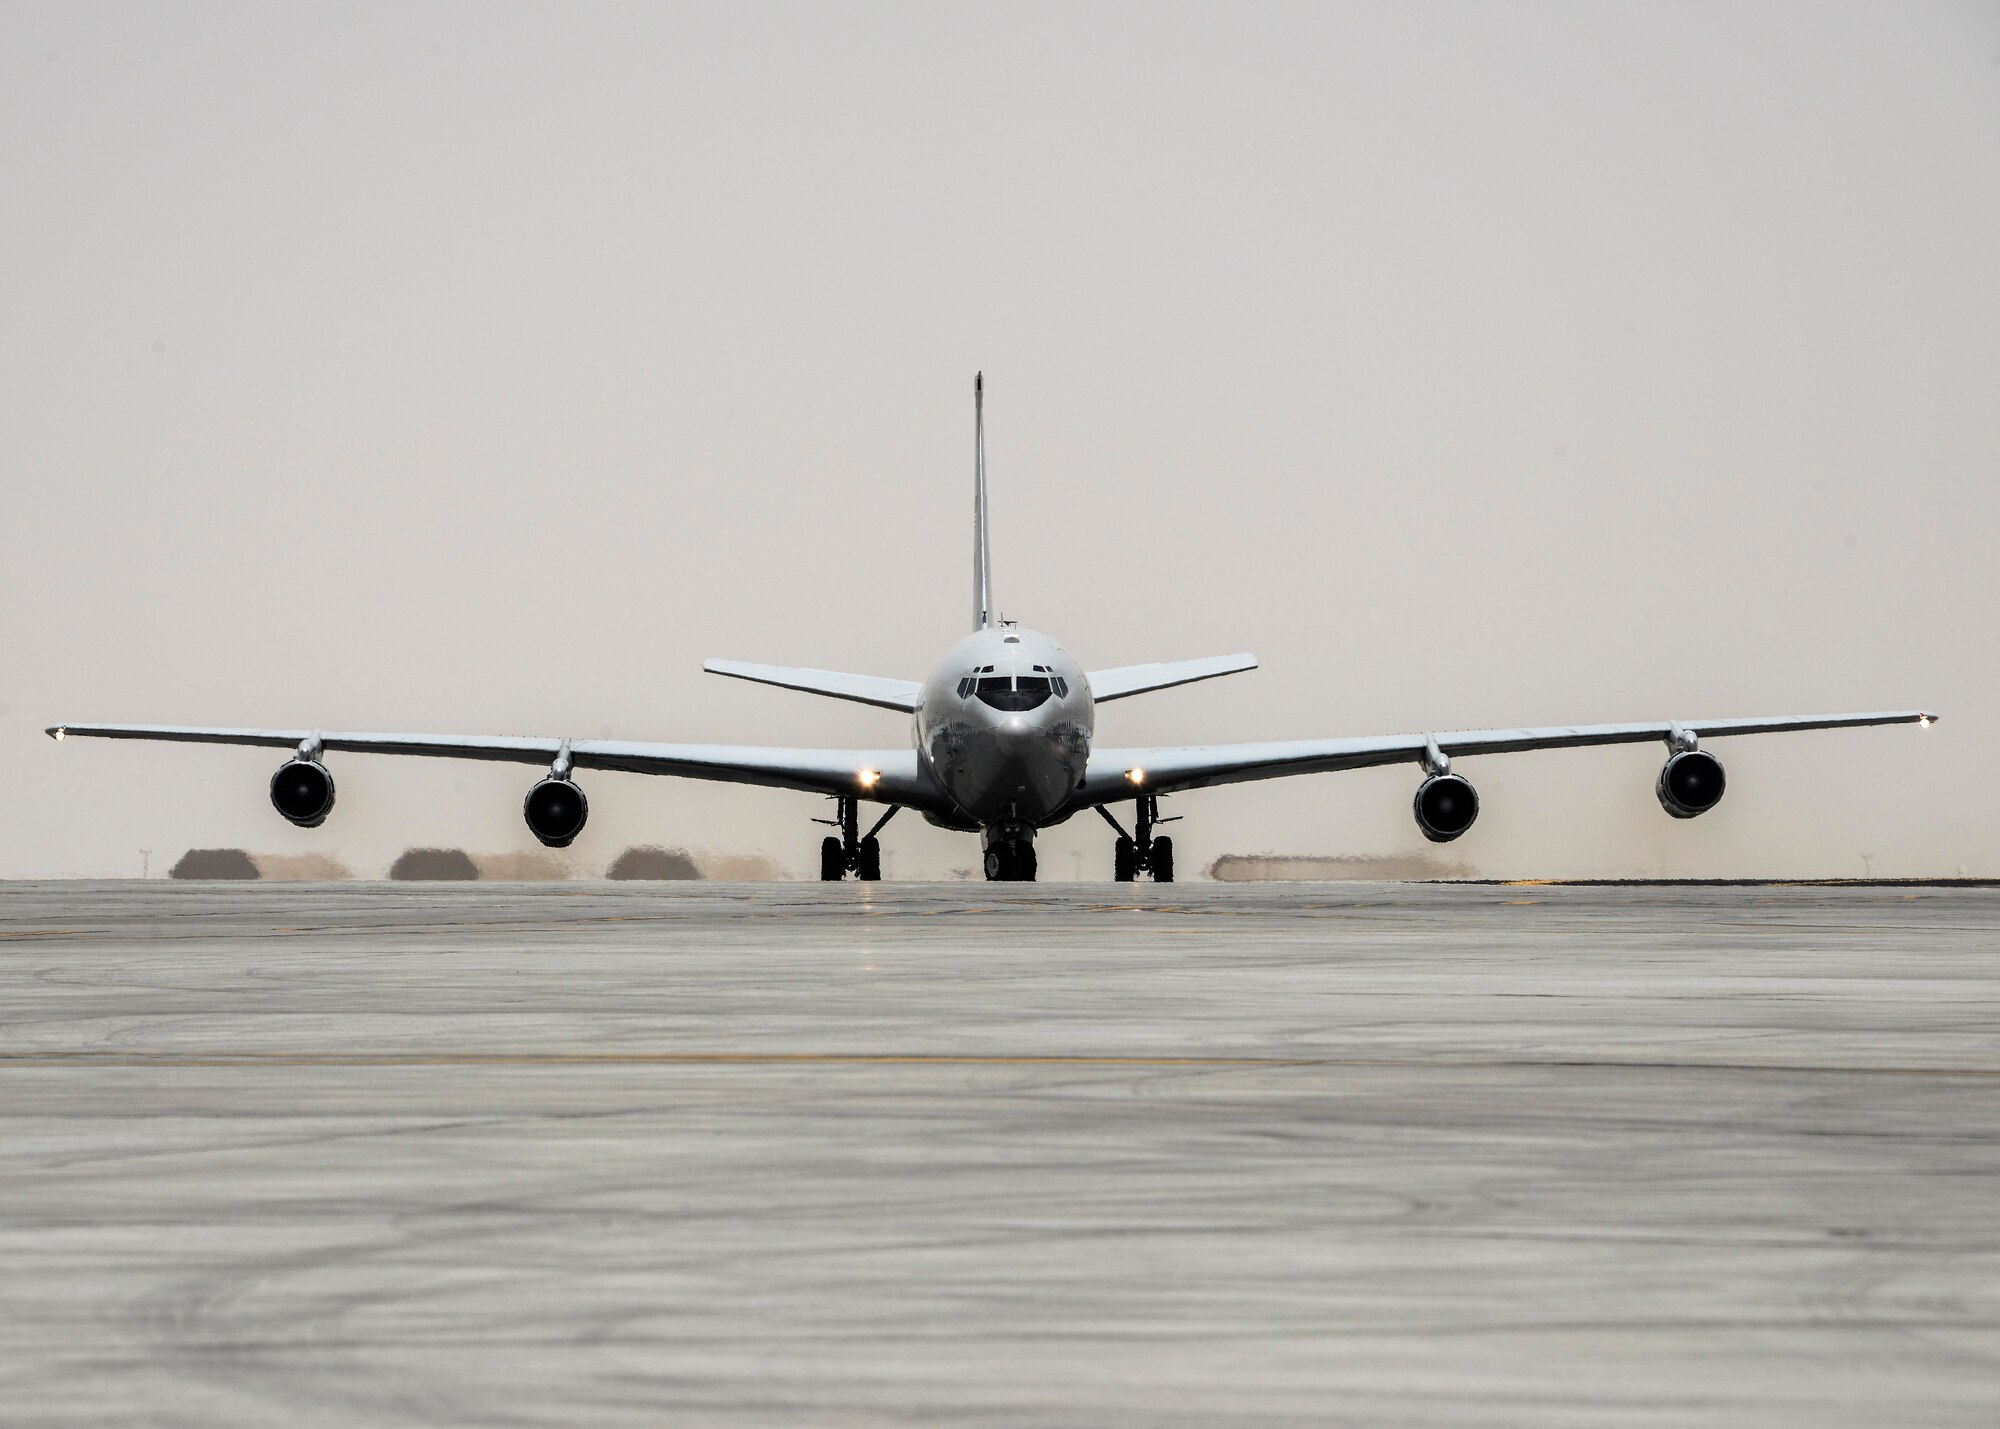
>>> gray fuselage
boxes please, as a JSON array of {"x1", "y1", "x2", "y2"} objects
[{"x1": 914, "y1": 625, "x2": 1091, "y2": 834}]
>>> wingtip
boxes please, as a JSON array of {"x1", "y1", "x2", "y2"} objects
[{"x1": 46, "y1": 725, "x2": 65, "y2": 741}]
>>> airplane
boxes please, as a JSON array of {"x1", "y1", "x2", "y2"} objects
[{"x1": 48, "y1": 375, "x2": 1936, "y2": 883}]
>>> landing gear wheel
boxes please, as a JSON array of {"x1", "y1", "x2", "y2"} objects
[
  {"x1": 819, "y1": 835, "x2": 844, "y2": 882},
  {"x1": 857, "y1": 836, "x2": 882, "y2": 881},
  {"x1": 983, "y1": 839, "x2": 1035, "y2": 882},
  {"x1": 1151, "y1": 835, "x2": 1174, "y2": 884},
  {"x1": 1114, "y1": 836, "x2": 1136, "y2": 883}
]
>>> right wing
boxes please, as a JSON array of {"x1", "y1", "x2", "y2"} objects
[
  {"x1": 703, "y1": 660, "x2": 923, "y2": 713},
  {"x1": 47, "y1": 723, "x2": 952, "y2": 813},
  {"x1": 1086, "y1": 653, "x2": 1258, "y2": 702},
  {"x1": 1075, "y1": 710, "x2": 1936, "y2": 803}
]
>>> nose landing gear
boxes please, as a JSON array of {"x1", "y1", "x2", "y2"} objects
[
  {"x1": 982, "y1": 821, "x2": 1038, "y2": 882},
  {"x1": 815, "y1": 798, "x2": 895, "y2": 881},
  {"x1": 1099, "y1": 796, "x2": 1176, "y2": 882}
]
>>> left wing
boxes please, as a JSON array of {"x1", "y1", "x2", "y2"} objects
[
  {"x1": 1074, "y1": 710, "x2": 1936, "y2": 803},
  {"x1": 47, "y1": 723, "x2": 952, "y2": 813}
]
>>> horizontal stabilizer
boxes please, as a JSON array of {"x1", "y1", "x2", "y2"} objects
[
  {"x1": 1087, "y1": 653, "x2": 1259, "y2": 703},
  {"x1": 703, "y1": 660, "x2": 923, "y2": 713}
]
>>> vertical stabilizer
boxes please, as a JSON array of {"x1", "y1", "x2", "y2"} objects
[{"x1": 973, "y1": 372, "x2": 992, "y2": 629}]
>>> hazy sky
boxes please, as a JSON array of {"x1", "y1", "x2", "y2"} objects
[{"x1": 3, "y1": 2, "x2": 1995, "y2": 879}]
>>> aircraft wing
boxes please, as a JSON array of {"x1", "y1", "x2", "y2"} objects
[
  {"x1": 46, "y1": 723, "x2": 951, "y2": 812},
  {"x1": 1075, "y1": 710, "x2": 1937, "y2": 802}
]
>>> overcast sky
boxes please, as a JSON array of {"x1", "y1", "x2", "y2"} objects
[{"x1": 3, "y1": 1, "x2": 1994, "y2": 879}]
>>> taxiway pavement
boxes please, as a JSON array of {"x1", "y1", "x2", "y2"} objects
[{"x1": 1, "y1": 881, "x2": 1996, "y2": 1425}]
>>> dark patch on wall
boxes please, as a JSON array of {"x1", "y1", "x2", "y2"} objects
[
  {"x1": 170, "y1": 848, "x2": 261, "y2": 880},
  {"x1": 389, "y1": 848, "x2": 480, "y2": 881},
  {"x1": 606, "y1": 846, "x2": 702, "y2": 880}
]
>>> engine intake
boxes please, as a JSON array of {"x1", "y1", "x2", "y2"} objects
[
  {"x1": 270, "y1": 758, "x2": 335, "y2": 828},
  {"x1": 1658, "y1": 750, "x2": 1725, "y2": 818},
  {"x1": 524, "y1": 776, "x2": 589, "y2": 848},
  {"x1": 1414, "y1": 773, "x2": 1479, "y2": 843}
]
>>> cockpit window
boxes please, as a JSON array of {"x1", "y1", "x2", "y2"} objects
[{"x1": 973, "y1": 672, "x2": 1052, "y2": 712}]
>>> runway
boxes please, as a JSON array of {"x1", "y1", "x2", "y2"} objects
[{"x1": 2, "y1": 881, "x2": 1996, "y2": 1426}]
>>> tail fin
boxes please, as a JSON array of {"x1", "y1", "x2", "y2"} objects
[{"x1": 973, "y1": 372, "x2": 992, "y2": 630}]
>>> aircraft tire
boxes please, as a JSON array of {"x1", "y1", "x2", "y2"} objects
[
  {"x1": 857, "y1": 836, "x2": 882, "y2": 881},
  {"x1": 819, "y1": 836, "x2": 844, "y2": 882},
  {"x1": 985, "y1": 840, "x2": 1034, "y2": 881},
  {"x1": 1152, "y1": 836, "x2": 1174, "y2": 883},
  {"x1": 1114, "y1": 837, "x2": 1136, "y2": 882}
]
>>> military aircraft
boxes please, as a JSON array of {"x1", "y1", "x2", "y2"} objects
[{"x1": 49, "y1": 375, "x2": 1935, "y2": 881}]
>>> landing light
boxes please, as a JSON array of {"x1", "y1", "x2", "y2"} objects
[
  {"x1": 1126, "y1": 767, "x2": 1146, "y2": 786},
  {"x1": 52, "y1": 727, "x2": 65, "y2": 742},
  {"x1": 1919, "y1": 715, "x2": 1933, "y2": 729},
  {"x1": 858, "y1": 768, "x2": 880, "y2": 789}
]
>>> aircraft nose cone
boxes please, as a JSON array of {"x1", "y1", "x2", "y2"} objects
[{"x1": 995, "y1": 716, "x2": 1035, "y2": 751}]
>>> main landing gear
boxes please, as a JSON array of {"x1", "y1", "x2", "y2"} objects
[
  {"x1": 1099, "y1": 795, "x2": 1176, "y2": 882},
  {"x1": 816, "y1": 798, "x2": 896, "y2": 881}
]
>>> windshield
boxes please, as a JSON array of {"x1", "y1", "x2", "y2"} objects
[
  {"x1": 976, "y1": 674, "x2": 1047, "y2": 711},
  {"x1": 955, "y1": 664, "x2": 1068, "y2": 710},
  {"x1": 968, "y1": 670, "x2": 1063, "y2": 712}
]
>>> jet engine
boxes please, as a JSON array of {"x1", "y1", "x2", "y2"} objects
[
  {"x1": 1413, "y1": 773, "x2": 1479, "y2": 843},
  {"x1": 1657, "y1": 750, "x2": 1726, "y2": 818},
  {"x1": 270, "y1": 758, "x2": 336, "y2": 828},
  {"x1": 524, "y1": 776, "x2": 589, "y2": 848}
]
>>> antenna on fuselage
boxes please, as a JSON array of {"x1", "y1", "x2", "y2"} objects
[{"x1": 973, "y1": 372, "x2": 992, "y2": 631}]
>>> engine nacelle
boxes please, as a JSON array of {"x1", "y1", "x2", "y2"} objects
[
  {"x1": 1658, "y1": 750, "x2": 1726, "y2": 818},
  {"x1": 524, "y1": 776, "x2": 589, "y2": 848},
  {"x1": 270, "y1": 758, "x2": 335, "y2": 828},
  {"x1": 1414, "y1": 773, "x2": 1479, "y2": 843}
]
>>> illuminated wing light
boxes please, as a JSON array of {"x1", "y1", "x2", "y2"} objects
[
  {"x1": 1125, "y1": 767, "x2": 1146, "y2": 786},
  {"x1": 858, "y1": 768, "x2": 881, "y2": 789}
]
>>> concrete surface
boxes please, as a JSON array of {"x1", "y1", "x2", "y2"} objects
[{"x1": 1, "y1": 881, "x2": 1996, "y2": 1426}]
